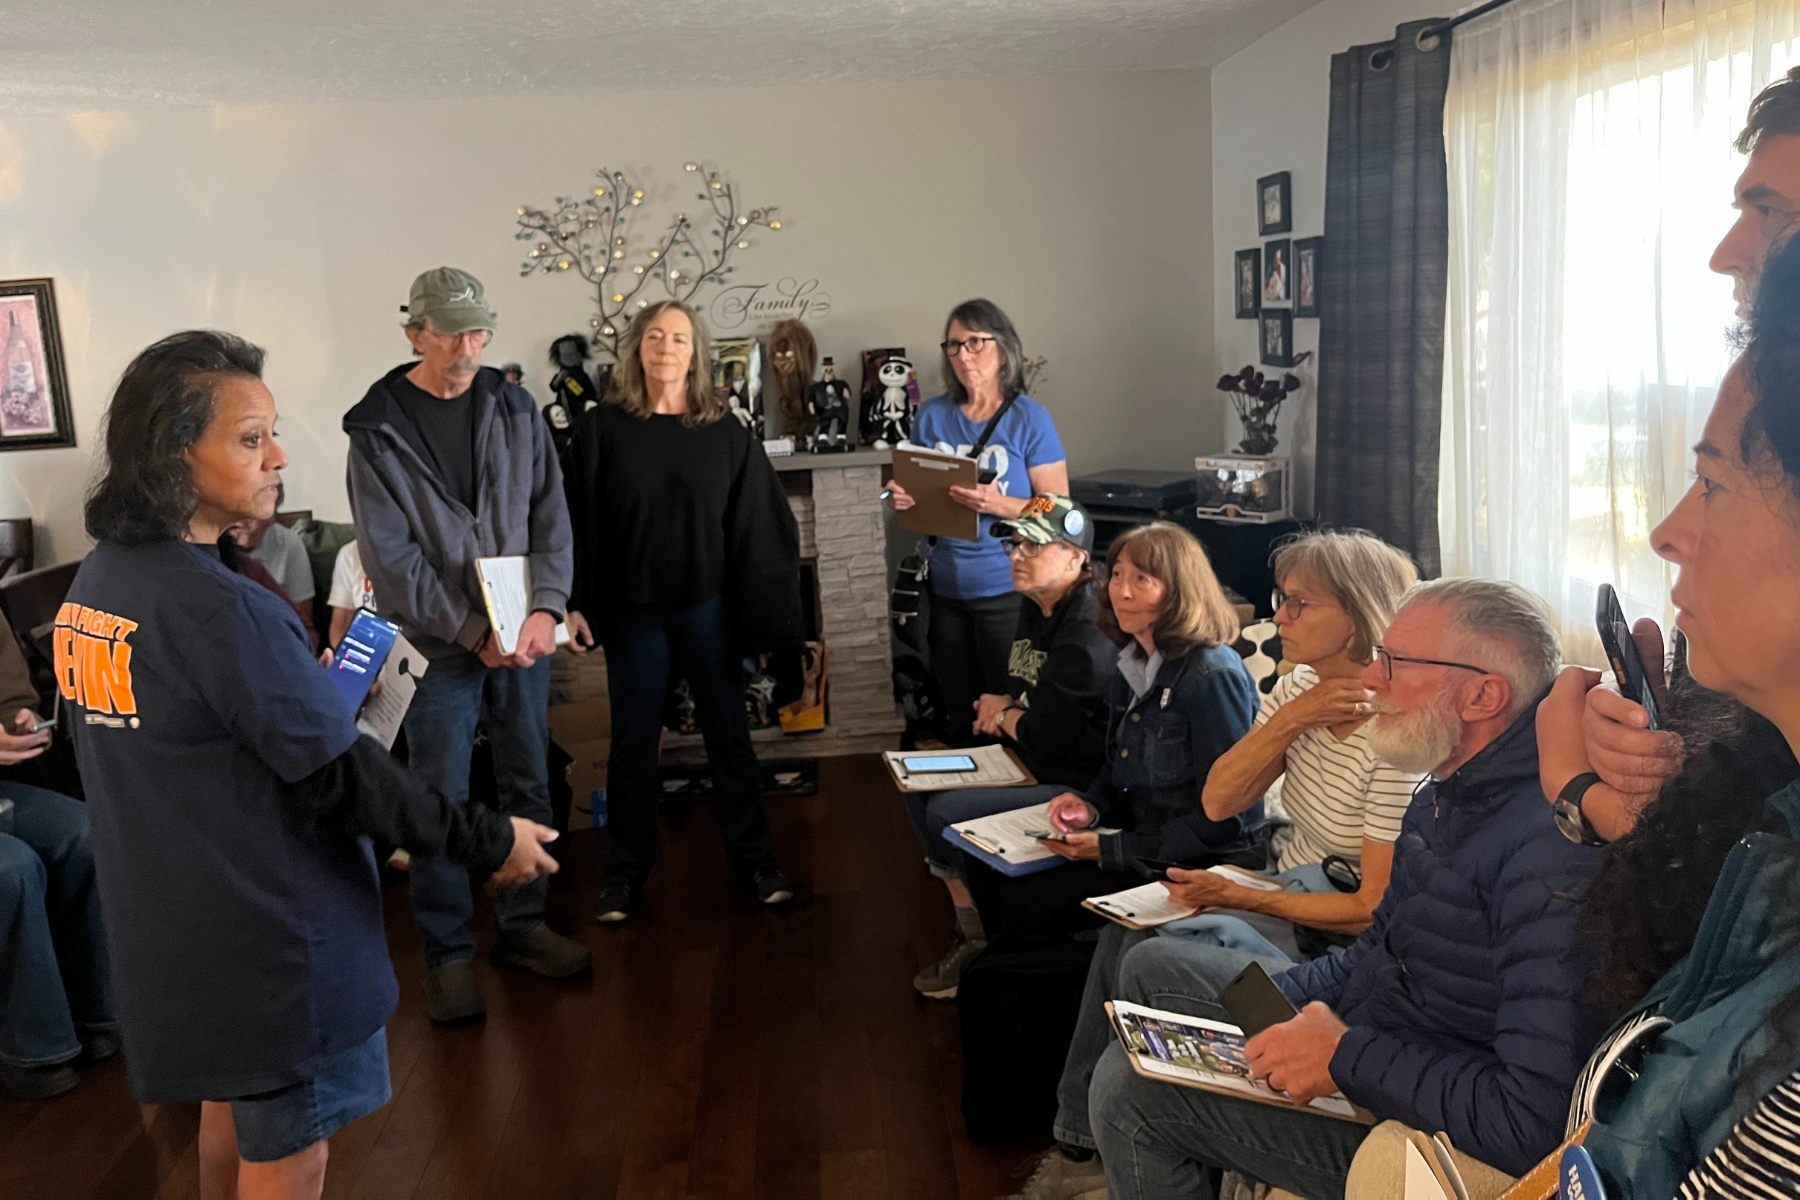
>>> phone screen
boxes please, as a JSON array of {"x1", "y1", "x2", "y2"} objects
[
  {"x1": 331, "y1": 609, "x2": 400, "y2": 715},
  {"x1": 1221, "y1": 961, "x2": 1301, "y2": 1039},
  {"x1": 1595, "y1": 584, "x2": 1660, "y2": 730},
  {"x1": 901, "y1": 754, "x2": 977, "y2": 773}
]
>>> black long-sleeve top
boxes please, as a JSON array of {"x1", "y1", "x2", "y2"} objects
[{"x1": 1002, "y1": 580, "x2": 1117, "y2": 788}]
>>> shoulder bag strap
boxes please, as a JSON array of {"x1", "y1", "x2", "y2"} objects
[{"x1": 967, "y1": 392, "x2": 1020, "y2": 462}]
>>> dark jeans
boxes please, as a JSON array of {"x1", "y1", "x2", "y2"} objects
[
  {"x1": 0, "y1": 782, "x2": 115, "y2": 1067},
  {"x1": 928, "y1": 589, "x2": 1020, "y2": 745},
  {"x1": 402, "y1": 652, "x2": 553, "y2": 968},
  {"x1": 964, "y1": 856, "x2": 1127, "y2": 943},
  {"x1": 603, "y1": 595, "x2": 778, "y2": 886}
]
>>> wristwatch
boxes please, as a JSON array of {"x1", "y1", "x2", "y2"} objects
[{"x1": 1551, "y1": 772, "x2": 1610, "y2": 847}]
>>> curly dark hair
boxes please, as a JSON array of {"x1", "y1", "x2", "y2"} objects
[{"x1": 84, "y1": 330, "x2": 266, "y2": 546}]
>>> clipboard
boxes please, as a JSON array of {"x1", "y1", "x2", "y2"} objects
[
  {"x1": 891, "y1": 444, "x2": 982, "y2": 541},
  {"x1": 474, "y1": 556, "x2": 572, "y2": 655}
]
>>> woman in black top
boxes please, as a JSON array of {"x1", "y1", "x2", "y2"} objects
[{"x1": 564, "y1": 301, "x2": 802, "y2": 922}]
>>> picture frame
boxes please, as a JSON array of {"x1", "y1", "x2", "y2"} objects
[
  {"x1": 1293, "y1": 237, "x2": 1322, "y2": 318},
  {"x1": 1234, "y1": 248, "x2": 1262, "y2": 319},
  {"x1": 1260, "y1": 309, "x2": 1295, "y2": 368},
  {"x1": 1262, "y1": 239, "x2": 1291, "y2": 305},
  {"x1": 1257, "y1": 172, "x2": 1292, "y2": 236},
  {"x1": 0, "y1": 279, "x2": 75, "y2": 451}
]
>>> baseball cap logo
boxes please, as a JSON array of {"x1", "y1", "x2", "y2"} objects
[
  {"x1": 1020, "y1": 496, "x2": 1056, "y2": 518},
  {"x1": 447, "y1": 285, "x2": 474, "y2": 301}
]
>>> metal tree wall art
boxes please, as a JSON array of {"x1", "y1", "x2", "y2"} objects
[{"x1": 515, "y1": 161, "x2": 783, "y2": 363}]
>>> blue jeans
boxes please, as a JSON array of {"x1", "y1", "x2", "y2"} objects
[
  {"x1": 603, "y1": 596, "x2": 777, "y2": 886},
  {"x1": 402, "y1": 653, "x2": 552, "y2": 967},
  {"x1": 0, "y1": 782, "x2": 115, "y2": 1067},
  {"x1": 1154, "y1": 862, "x2": 1336, "y2": 961},
  {"x1": 902, "y1": 784, "x2": 1066, "y2": 879},
  {"x1": 1089, "y1": 937, "x2": 1368, "y2": 1199}
]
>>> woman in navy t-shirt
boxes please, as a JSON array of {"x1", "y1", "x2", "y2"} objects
[
  {"x1": 62, "y1": 332, "x2": 558, "y2": 1199},
  {"x1": 886, "y1": 299, "x2": 1069, "y2": 744}
]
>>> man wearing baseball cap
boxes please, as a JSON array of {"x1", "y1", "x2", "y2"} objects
[
  {"x1": 344, "y1": 267, "x2": 589, "y2": 1024},
  {"x1": 905, "y1": 494, "x2": 1119, "y2": 1000}
]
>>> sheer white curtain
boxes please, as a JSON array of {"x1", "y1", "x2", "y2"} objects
[{"x1": 1440, "y1": 0, "x2": 1800, "y2": 663}]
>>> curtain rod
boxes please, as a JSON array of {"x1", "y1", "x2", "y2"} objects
[{"x1": 1421, "y1": 0, "x2": 1519, "y2": 41}]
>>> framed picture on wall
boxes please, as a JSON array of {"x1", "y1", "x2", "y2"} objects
[
  {"x1": 1260, "y1": 309, "x2": 1294, "y2": 368},
  {"x1": 1257, "y1": 172, "x2": 1292, "y2": 235},
  {"x1": 1293, "y1": 237, "x2": 1323, "y2": 317},
  {"x1": 0, "y1": 279, "x2": 74, "y2": 451},
  {"x1": 1235, "y1": 248, "x2": 1262, "y2": 318},
  {"x1": 1262, "y1": 239, "x2": 1291, "y2": 305}
]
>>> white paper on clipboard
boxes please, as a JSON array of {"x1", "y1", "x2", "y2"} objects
[
  {"x1": 474, "y1": 556, "x2": 571, "y2": 655},
  {"x1": 356, "y1": 632, "x2": 427, "y2": 750}
]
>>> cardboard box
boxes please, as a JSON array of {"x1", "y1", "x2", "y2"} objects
[
  {"x1": 547, "y1": 700, "x2": 609, "y2": 748},
  {"x1": 563, "y1": 738, "x2": 609, "y2": 830}
]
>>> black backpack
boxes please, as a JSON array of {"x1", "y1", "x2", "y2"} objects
[{"x1": 955, "y1": 934, "x2": 1097, "y2": 1144}]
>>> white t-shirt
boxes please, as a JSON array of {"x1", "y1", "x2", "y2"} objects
[
  {"x1": 327, "y1": 541, "x2": 376, "y2": 613},
  {"x1": 1256, "y1": 665, "x2": 1423, "y2": 872}
]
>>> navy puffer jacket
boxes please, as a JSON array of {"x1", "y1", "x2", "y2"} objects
[{"x1": 1275, "y1": 705, "x2": 1605, "y2": 1177}]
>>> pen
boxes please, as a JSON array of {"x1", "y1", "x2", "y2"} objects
[{"x1": 879, "y1": 487, "x2": 895, "y2": 501}]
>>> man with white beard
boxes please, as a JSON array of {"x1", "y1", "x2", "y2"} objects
[{"x1": 1080, "y1": 579, "x2": 1607, "y2": 1200}]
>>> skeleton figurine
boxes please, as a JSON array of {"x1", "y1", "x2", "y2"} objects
[
  {"x1": 808, "y1": 357, "x2": 853, "y2": 453},
  {"x1": 873, "y1": 355, "x2": 912, "y2": 448}
]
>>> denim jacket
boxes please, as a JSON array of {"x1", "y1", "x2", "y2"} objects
[{"x1": 1081, "y1": 641, "x2": 1261, "y2": 872}]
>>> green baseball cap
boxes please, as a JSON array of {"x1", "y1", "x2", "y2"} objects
[
  {"x1": 402, "y1": 266, "x2": 497, "y2": 334},
  {"x1": 991, "y1": 494, "x2": 1094, "y2": 553}
]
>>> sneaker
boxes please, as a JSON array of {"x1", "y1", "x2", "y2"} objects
[
  {"x1": 424, "y1": 959, "x2": 486, "y2": 1025},
  {"x1": 913, "y1": 933, "x2": 986, "y2": 1000},
  {"x1": 0, "y1": 1060, "x2": 79, "y2": 1099},
  {"x1": 79, "y1": 1030, "x2": 122, "y2": 1064},
  {"x1": 754, "y1": 869, "x2": 795, "y2": 905},
  {"x1": 595, "y1": 880, "x2": 635, "y2": 923},
  {"x1": 491, "y1": 924, "x2": 592, "y2": 978},
  {"x1": 1001, "y1": 1148, "x2": 1105, "y2": 1200}
]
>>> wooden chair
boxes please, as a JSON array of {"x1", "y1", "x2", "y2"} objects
[
  {"x1": 0, "y1": 559, "x2": 82, "y2": 659},
  {"x1": 0, "y1": 518, "x2": 33, "y2": 581}
]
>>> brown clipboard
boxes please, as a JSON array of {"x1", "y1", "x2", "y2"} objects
[{"x1": 892, "y1": 445, "x2": 981, "y2": 541}]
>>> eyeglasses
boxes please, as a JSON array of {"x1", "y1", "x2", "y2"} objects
[
  {"x1": 941, "y1": 335, "x2": 998, "y2": 358},
  {"x1": 1003, "y1": 538, "x2": 1048, "y2": 558},
  {"x1": 1373, "y1": 644, "x2": 1493, "y2": 681},
  {"x1": 1271, "y1": 589, "x2": 1322, "y2": 619}
]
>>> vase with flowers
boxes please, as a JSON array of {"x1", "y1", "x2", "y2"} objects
[{"x1": 1216, "y1": 363, "x2": 1304, "y2": 456}]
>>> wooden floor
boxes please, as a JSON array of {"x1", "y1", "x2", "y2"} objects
[{"x1": 0, "y1": 755, "x2": 1052, "y2": 1199}]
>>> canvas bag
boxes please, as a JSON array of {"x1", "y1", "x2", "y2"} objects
[{"x1": 1583, "y1": 781, "x2": 1800, "y2": 1199}]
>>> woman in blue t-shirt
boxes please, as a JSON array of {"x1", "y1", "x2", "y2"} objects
[{"x1": 885, "y1": 299, "x2": 1069, "y2": 744}]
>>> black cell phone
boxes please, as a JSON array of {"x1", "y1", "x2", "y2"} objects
[
  {"x1": 1133, "y1": 856, "x2": 1194, "y2": 882},
  {"x1": 1221, "y1": 961, "x2": 1300, "y2": 1038},
  {"x1": 1595, "y1": 583, "x2": 1660, "y2": 730}
]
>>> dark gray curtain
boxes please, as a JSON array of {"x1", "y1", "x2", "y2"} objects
[{"x1": 1315, "y1": 18, "x2": 1451, "y2": 577}]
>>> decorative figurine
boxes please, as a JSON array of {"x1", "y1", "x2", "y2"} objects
[
  {"x1": 500, "y1": 362, "x2": 526, "y2": 385},
  {"x1": 809, "y1": 357, "x2": 853, "y2": 453},
  {"x1": 767, "y1": 319, "x2": 817, "y2": 442},
  {"x1": 873, "y1": 355, "x2": 912, "y2": 448},
  {"x1": 544, "y1": 334, "x2": 599, "y2": 459},
  {"x1": 858, "y1": 347, "x2": 907, "y2": 446},
  {"x1": 714, "y1": 338, "x2": 764, "y2": 438}
]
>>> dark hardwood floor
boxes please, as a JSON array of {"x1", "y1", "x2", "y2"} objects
[{"x1": 0, "y1": 755, "x2": 1051, "y2": 1199}]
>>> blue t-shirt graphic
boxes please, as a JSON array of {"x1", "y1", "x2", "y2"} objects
[{"x1": 909, "y1": 392, "x2": 1066, "y2": 600}]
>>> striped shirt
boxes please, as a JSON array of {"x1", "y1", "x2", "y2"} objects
[
  {"x1": 1256, "y1": 666, "x2": 1423, "y2": 872},
  {"x1": 1680, "y1": 1069, "x2": 1800, "y2": 1198}
]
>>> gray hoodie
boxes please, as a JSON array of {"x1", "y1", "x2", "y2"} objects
[{"x1": 343, "y1": 363, "x2": 572, "y2": 659}]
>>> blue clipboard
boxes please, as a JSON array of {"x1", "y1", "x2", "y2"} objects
[{"x1": 941, "y1": 825, "x2": 1068, "y2": 878}]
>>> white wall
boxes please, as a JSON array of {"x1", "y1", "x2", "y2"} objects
[
  {"x1": 1210, "y1": 0, "x2": 1449, "y2": 514},
  {"x1": 0, "y1": 70, "x2": 1213, "y2": 565}
]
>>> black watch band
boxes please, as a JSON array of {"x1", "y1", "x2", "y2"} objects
[{"x1": 1552, "y1": 771, "x2": 1609, "y2": 847}]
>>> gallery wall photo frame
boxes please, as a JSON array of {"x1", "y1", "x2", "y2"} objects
[
  {"x1": 0, "y1": 279, "x2": 75, "y2": 451},
  {"x1": 1235, "y1": 248, "x2": 1262, "y2": 319},
  {"x1": 1257, "y1": 171, "x2": 1292, "y2": 235},
  {"x1": 1262, "y1": 238, "x2": 1291, "y2": 305},
  {"x1": 1259, "y1": 308, "x2": 1295, "y2": 368},
  {"x1": 1293, "y1": 237, "x2": 1323, "y2": 317}
]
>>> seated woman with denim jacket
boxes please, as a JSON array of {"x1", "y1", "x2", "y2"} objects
[{"x1": 960, "y1": 522, "x2": 1260, "y2": 944}]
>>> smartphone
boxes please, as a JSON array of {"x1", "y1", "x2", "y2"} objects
[
  {"x1": 900, "y1": 754, "x2": 976, "y2": 773},
  {"x1": 1221, "y1": 961, "x2": 1301, "y2": 1039},
  {"x1": 1024, "y1": 829, "x2": 1070, "y2": 842},
  {"x1": 1133, "y1": 856, "x2": 1197, "y2": 882},
  {"x1": 331, "y1": 609, "x2": 400, "y2": 715},
  {"x1": 1596, "y1": 583, "x2": 1660, "y2": 730}
]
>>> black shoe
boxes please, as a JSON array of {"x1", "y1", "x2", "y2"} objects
[
  {"x1": 754, "y1": 869, "x2": 795, "y2": 905},
  {"x1": 424, "y1": 959, "x2": 487, "y2": 1025},
  {"x1": 490, "y1": 924, "x2": 592, "y2": 978},
  {"x1": 79, "y1": 1030, "x2": 122, "y2": 1065},
  {"x1": 595, "y1": 881, "x2": 634, "y2": 924},
  {"x1": 0, "y1": 1060, "x2": 79, "y2": 1099}
]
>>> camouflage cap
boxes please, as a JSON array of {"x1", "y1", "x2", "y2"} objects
[{"x1": 990, "y1": 494, "x2": 1094, "y2": 553}]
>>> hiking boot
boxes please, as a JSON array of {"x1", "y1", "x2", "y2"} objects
[
  {"x1": 491, "y1": 924, "x2": 592, "y2": 978},
  {"x1": 754, "y1": 869, "x2": 795, "y2": 905},
  {"x1": 595, "y1": 880, "x2": 634, "y2": 923},
  {"x1": 1002, "y1": 1147, "x2": 1105, "y2": 1200},
  {"x1": 0, "y1": 1060, "x2": 79, "y2": 1099},
  {"x1": 913, "y1": 932, "x2": 986, "y2": 1000},
  {"x1": 424, "y1": 959, "x2": 486, "y2": 1024}
]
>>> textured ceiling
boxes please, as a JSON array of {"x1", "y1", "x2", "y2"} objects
[{"x1": 0, "y1": 0, "x2": 1325, "y2": 110}]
